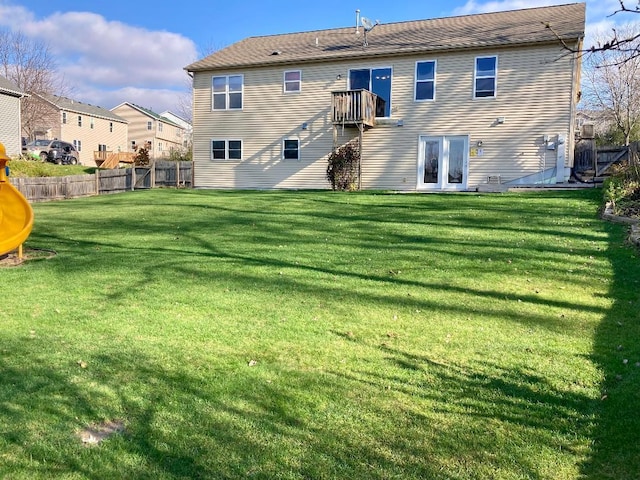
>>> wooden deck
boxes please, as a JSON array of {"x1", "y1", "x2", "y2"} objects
[{"x1": 331, "y1": 89, "x2": 377, "y2": 128}]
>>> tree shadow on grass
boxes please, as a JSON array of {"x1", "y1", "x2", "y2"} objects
[
  {"x1": 0, "y1": 331, "x2": 606, "y2": 480},
  {"x1": 579, "y1": 223, "x2": 640, "y2": 479}
]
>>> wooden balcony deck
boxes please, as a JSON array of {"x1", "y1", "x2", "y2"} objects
[{"x1": 331, "y1": 89, "x2": 377, "y2": 128}]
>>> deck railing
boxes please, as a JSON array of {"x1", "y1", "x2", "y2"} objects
[{"x1": 331, "y1": 89, "x2": 377, "y2": 127}]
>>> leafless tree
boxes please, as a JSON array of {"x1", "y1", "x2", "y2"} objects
[
  {"x1": 546, "y1": 1, "x2": 639, "y2": 64},
  {"x1": 0, "y1": 29, "x2": 68, "y2": 140},
  {"x1": 582, "y1": 27, "x2": 640, "y2": 145}
]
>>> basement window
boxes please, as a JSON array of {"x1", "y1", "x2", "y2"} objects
[{"x1": 283, "y1": 138, "x2": 300, "y2": 160}]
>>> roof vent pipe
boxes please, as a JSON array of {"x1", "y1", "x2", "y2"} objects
[{"x1": 356, "y1": 9, "x2": 360, "y2": 34}]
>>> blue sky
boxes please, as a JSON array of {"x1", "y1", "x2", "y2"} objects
[{"x1": 0, "y1": 0, "x2": 634, "y2": 115}]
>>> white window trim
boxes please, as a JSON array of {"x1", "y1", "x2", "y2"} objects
[
  {"x1": 414, "y1": 60, "x2": 437, "y2": 102},
  {"x1": 212, "y1": 74, "x2": 244, "y2": 111},
  {"x1": 211, "y1": 139, "x2": 243, "y2": 160},
  {"x1": 62, "y1": 112, "x2": 67, "y2": 124},
  {"x1": 282, "y1": 137, "x2": 300, "y2": 161},
  {"x1": 347, "y1": 66, "x2": 393, "y2": 119},
  {"x1": 283, "y1": 70, "x2": 301, "y2": 94},
  {"x1": 473, "y1": 55, "x2": 498, "y2": 99}
]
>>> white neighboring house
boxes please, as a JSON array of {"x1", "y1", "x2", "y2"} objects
[
  {"x1": 160, "y1": 111, "x2": 192, "y2": 151},
  {"x1": 0, "y1": 75, "x2": 27, "y2": 157}
]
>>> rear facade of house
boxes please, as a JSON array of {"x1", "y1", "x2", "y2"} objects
[{"x1": 186, "y1": 4, "x2": 585, "y2": 191}]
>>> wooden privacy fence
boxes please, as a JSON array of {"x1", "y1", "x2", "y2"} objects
[{"x1": 10, "y1": 161, "x2": 192, "y2": 202}]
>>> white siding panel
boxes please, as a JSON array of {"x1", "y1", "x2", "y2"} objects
[{"x1": 0, "y1": 93, "x2": 22, "y2": 157}]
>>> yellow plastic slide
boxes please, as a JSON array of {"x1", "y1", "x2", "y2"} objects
[{"x1": 0, "y1": 143, "x2": 34, "y2": 257}]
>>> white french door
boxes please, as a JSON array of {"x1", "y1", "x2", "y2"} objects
[{"x1": 418, "y1": 135, "x2": 469, "y2": 190}]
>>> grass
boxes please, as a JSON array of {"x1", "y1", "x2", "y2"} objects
[
  {"x1": 8, "y1": 158, "x2": 99, "y2": 177},
  {"x1": 1, "y1": 188, "x2": 639, "y2": 479}
]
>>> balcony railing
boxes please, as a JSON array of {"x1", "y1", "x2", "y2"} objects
[{"x1": 331, "y1": 89, "x2": 377, "y2": 128}]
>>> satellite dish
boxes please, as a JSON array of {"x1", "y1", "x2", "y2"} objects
[{"x1": 361, "y1": 17, "x2": 375, "y2": 31}]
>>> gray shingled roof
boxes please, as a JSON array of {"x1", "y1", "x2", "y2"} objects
[
  {"x1": 186, "y1": 3, "x2": 585, "y2": 72},
  {"x1": 40, "y1": 94, "x2": 127, "y2": 123},
  {"x1": 0, "y1": 75, "x2": 26, "y2": 97}
]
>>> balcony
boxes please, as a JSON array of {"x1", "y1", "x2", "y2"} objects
[{"x1": 331, "y1": 89, "x2": 378, "y2": 128}]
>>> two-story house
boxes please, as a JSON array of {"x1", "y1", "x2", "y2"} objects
[
  {"x1": 28, "y1": 94, "x2": 129, "y2": 166},
  {"x1": 111, "y1": 103, "x2": 188, "y2": 160},
  {"x1": 0, "y1": 75, "x2": 27, "y2": 158},
  {"x1": 160, "y1": 111, "x2": 192, "y2": 152},
  {"x1": 185, "y1": 4, "x2": 585, "y2": 191}
]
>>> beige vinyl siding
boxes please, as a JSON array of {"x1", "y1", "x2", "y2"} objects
[
  {"x1": 59, "y1": 113, "x2": 128, "y2": 166},
  {"x1": 0, "y1": 92, "x2": 22, "y2": 157},
  {"x1": 194, "y1": 63, "x2": 350, "y2": 189},
  {"x1": 193, "y1": 42, "x2": 577, "y2": 190},
  {"x1": 112, "y1": 105, "x2": 184, "y2": 159},
  {"x1": 358, "y1": 44, "x2": 576, "y2": 190}
]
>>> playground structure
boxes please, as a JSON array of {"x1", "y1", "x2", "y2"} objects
[{"x1": 0, "y1": 142, "x2": 34, "y2": 258}]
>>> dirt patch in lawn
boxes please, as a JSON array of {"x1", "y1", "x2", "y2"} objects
[
  {"x1": 78, "y1": 420, "x2": 125, "y2": 446},
  {"x1": 0, "y1": 248, "x2": 57, "y2": 267}
]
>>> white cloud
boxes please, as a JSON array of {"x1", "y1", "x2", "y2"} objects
[
  {"x1": 453, "y1": 1, "x2": 638, "y2": 52},
  {"x1": 453, "y1": 0, "x2": 561, "y2": 15},
  {"x1": 0, "y1": 4, "x2": 196, "y2": 113}
]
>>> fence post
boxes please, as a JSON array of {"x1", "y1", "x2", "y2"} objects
[
  {"x1": 95, "y1": 170, "x2": 100, "y2": 195},
  {"x1": 131, "y1": 166, "x2": 135, "y2": 191},
  {"x1": 151, "y1": 161, "x2": 156, "y2": 188},
  {"x1": 176, "y1": 161, "x2": 180, "y2": 187}
]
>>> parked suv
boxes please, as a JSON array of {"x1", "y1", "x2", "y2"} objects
[{"x1": 23, "y1": 139, "x2": 79, "y2": 165}]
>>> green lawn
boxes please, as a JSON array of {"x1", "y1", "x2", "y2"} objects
[{"x1": 1, "y1": 189, "x2": 638, "y2": 479}]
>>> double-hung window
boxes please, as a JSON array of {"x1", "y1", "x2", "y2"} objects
[
  {"x1": 284, "y1": 70, "x2": 301, "y2": 93},
  {"x1": 283, "y1": 138, "x2": 300, "y2": 160},
  {"x1": 78, "y1": 116, "x2": 82, "y2": 127},
  {"x1": 349, "y1": 67, "x2": 392, "y2": 117},
  {"x1": 62, "y1": 112, "x2": 67, "y2": 124},
  {"x1": 147, "y1": 121, "x2": 153, "y2": 130},
  {"x1": 212, "y1": 75, "x2": 243, "y2": 110},
  {"x1": 211, "y1": 139, "x2": 242, "y2": 160},
  {"x1": 415, "y1": 61, "x2": 436, "y2": 101},
  {"x1": 474, "y1": 56, "x2": 497, "y2": 98}
]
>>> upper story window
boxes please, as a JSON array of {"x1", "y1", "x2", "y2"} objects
[
  {"x1": 158, "y1": 123, "x2": 164, "y2": 132},
  {"x1": 147, "y1": 121, "x2": 153, "y2": 130},
  {"x1": 284, "y1": 70, "x2": 301, "y2": 93},
  {"x1": 474, "y1": 56, "x2": 497, "y2": 98},
  {"x1": 283, "y1": 138, "x2": 300, "y2": 160},
  {"x1": 90, "y1": 118, "x2": 94, "y2": 129},
  {"x1": 212, "y1": 75, "x2": 243, "y2": 110},
  {"x1": 415, "y1": 61, "x2": 436, "y2": 101},
  {"x1": 62, "y1": 112, "x2": 67, "y2": 124},
  {"x1": 349, "y1": 67, "x2": 392, "y2": 117},
  {"x1": 211, "y1": 139, "x2": 242, "y2": 160},
  {"x1": 78, "y1": 115, "x2": 82, "y2": 127},
  {"x1": 109, "y1": 122, "x2": 113, "y2": 132}
]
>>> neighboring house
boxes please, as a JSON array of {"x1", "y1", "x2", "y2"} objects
[
  {"x1": 0, "y1": 75, "x2": 27, "y2": 158},
  {"x1": 30, "y1": 94, "x2": 129, "y2": 166},
  {"x1": 185, "y1": 3, "x2": 585, "y2": 191},
  {"x1": 111, "y1": 103, "x2": 187, "y2": 160},
  {"x1": 160, "y1": 111, "x2": 193, "y2": 151}
]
